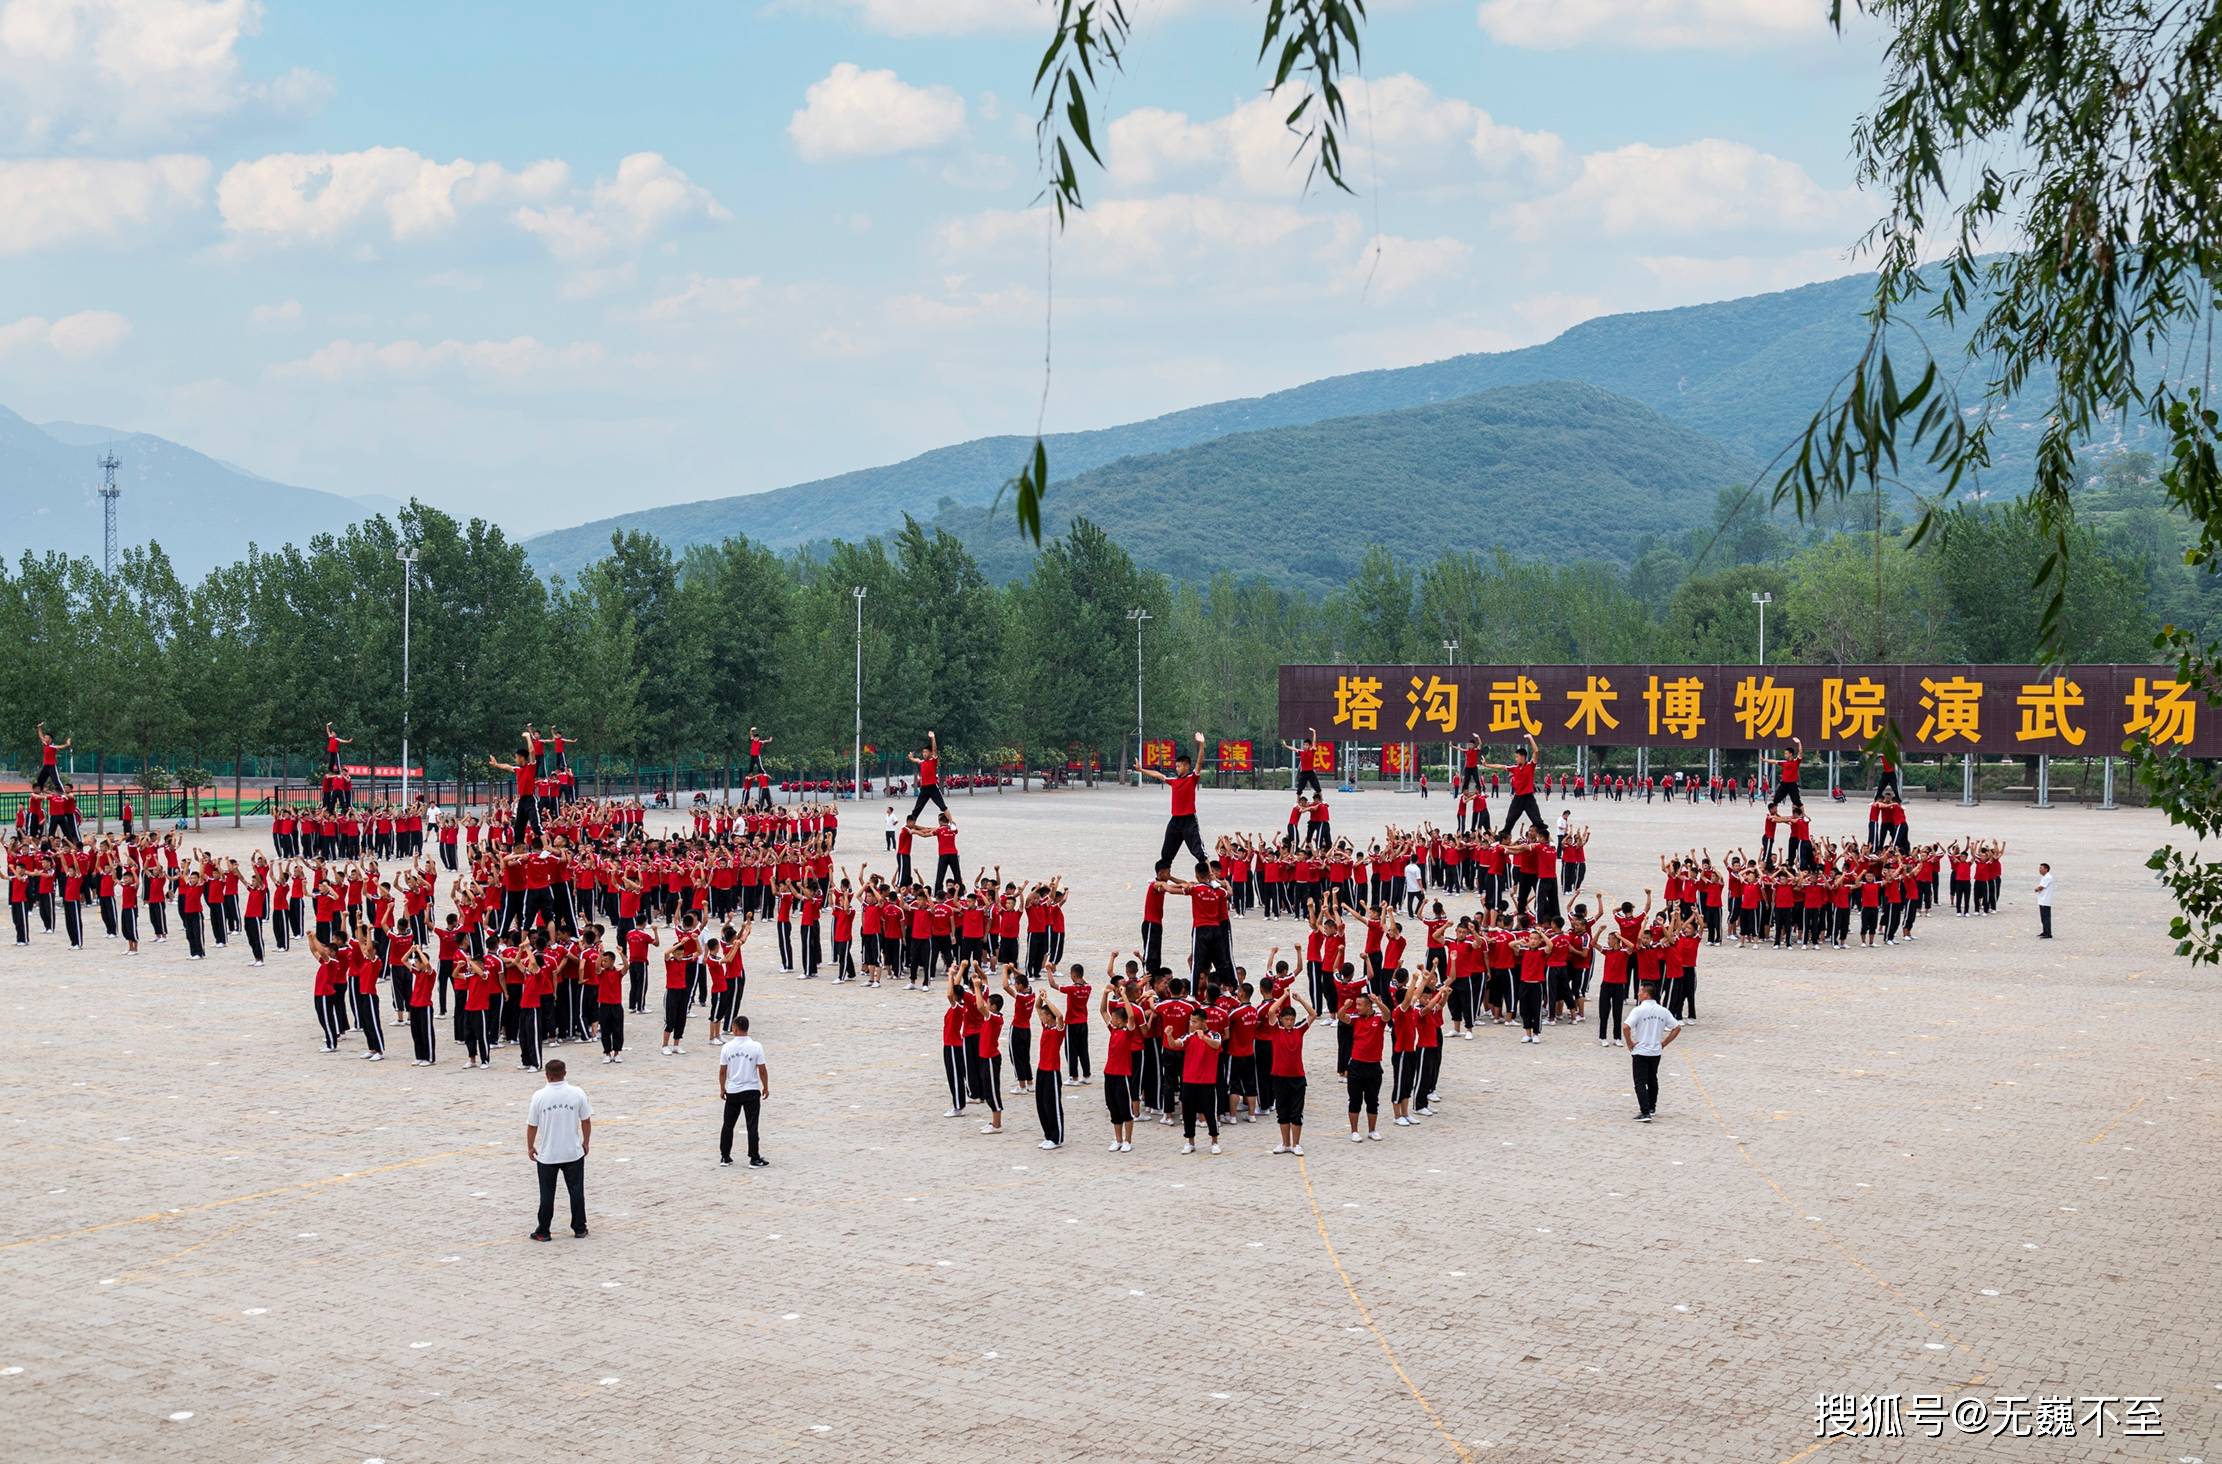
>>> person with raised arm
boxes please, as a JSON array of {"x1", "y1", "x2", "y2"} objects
[
  {"x1": 1478, "y1": 732, "x2": 1547, "y2": 838},
  {"x1": 1283, "y1": 726, "x2": 1326, "y2": 799},
  {"x1": 1139, "y1": 731, "x2": 1210, "y2": 868},
  {"x1": 905, "y1": 730, "x2": 947, "y2": 822}
]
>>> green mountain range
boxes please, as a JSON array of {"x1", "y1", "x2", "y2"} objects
[
  {"x1": 911, "y1": 381, "x2": 1749, "y2": 592},
  {"x1": 523, "y1": 268, "x2": 2048, "y2": 580}
]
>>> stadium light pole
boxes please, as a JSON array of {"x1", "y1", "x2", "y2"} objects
[
  {"x1": 1441, "y1": 639, "x2": 1460, "y2": 787},
  {"x1": 852, "y1": 586, "x2": 866, "y2": 800},
  {"x1": 398, "y1": 547, "x2": 417, "y2": 808},
  {"x1": 1128, "y1": 607, "x2": 1152, "y2": 786},
  {"x1": 1750, "y1": 591, "x2": 1772, "y2": 666}
]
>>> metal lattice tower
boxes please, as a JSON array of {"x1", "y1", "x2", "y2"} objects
[{"x1": 97, "y1": 451, "x2": 121, "y2": 572}]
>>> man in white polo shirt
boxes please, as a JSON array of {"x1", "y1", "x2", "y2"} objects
[
  {"x1": 2033, "y1": 862, "x2": 2054, "y2": 939},
  {"x1": 526, "y1": 1058, "x2": 592, "y2": 1240},
  {"x1": 1622, "y1": 981, "x2": 1682, "y2": 1123},
  {"x1": 717, "y1": 1016, "x2": 771, "y2": 1169}
]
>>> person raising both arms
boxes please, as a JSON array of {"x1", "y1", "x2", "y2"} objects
[
  {"x1": 1139, "y1": 731, "x2": 1209, "y2": 869},
  {"x1": 1766, "y1": 736, "x2": 1806, "y2": 815},
  {"x1": 31, "y1": 723, "x2": 70, "y2": 793},
  {"x1": 905, "y1": 731, "x2": 948, "y2": 822},
  {"x1": 486, "y1": 746, "x2": 541, "y2": 841},
  {"x1": 322, "y1": 722, "x2": 351, "y2": 774},
  {"x1": 1458, "y1": 733, "x2": 1485, "y2": 797},
  {"x1": 746, "y1": 725, "x2": 774, "y2": 808},
  {"x1": 1282, "y1": 727, "x2": 1325, "y2": 799},
  {"x1": 1479, "y1": 732, "x2": 1546, "y2": 839}
]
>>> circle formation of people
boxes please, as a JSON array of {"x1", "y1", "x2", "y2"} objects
[{"x1": 6, "y1": 722, "x2": 2014, "y2": 1156}]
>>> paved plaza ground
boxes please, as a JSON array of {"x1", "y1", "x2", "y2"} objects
[{"x1": 0, "y1": 782, "x2": 2216, "y2": 1463}]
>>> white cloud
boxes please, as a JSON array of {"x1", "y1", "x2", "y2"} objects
[
  {"x1": 217, "y1": 147, "x2": 568, "y2": 244},
  {"x1": 1107, "y1": 107, "x2": 1223, "y2": 190},
  {"x1": 1353, "y1": 233, "x2": 1471, "y2": 299},
  {"x1": 512, "y1": 151, "x2": 728, "y2": 261},
  {"x1": 943, "y1": 194, "x2": 1362, "y2": 288},
  {"x1": 0, "y1": 153, "x2": 208, "y2": 252},
  {"x1": 0, "y1": 308, "x2": 131, "y2": 361},
  {"x1": 1636, "y1": 246, "x2": 1865, "y2": 299},
  {"x1": 1106, "y1": 75, "x2": 1564, "y2": 198},
  {"x1": 787, "y1": 62, "x2": 965, "y2": 162},
  {"x1": 1476, "y1": 0, "x2": 1817, "y2": 49},
  {"x1": 247, "y1": 297, "x2": 300, "y2": 327},
  {"x1": 0, "y1": 0, "x2": 330, "y2": 148},
  {"x1": 636, "y1": 273, "x2": 762, "y2": 323},
  {"x1": 271, "y1": 335, "x2": 607, "y2": 382},
  {"x1": 559, "y1": 263, "x2": 635, "y2": 301},
  {"x1": 1506, "y1": 138, "x2": 1862, "y2": 242}
]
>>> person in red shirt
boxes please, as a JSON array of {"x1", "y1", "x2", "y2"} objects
[
  {"x1": 1767, "y1": 735, "x2": 1806, "y2": 814},
  {"x1": 1001, "y1": 966, "x2": 1038, "y2": 1093},
  {"x1": 1263, "y1": 989, "x2": 1316, "y2": 1154},
  {"x1": 1047, "y1": 962, "x2": 1093, "y2": 1083},
  {"x1": 953, "y1": 965, "x2": 1006, "y2": 1134},
  {"x1": 1339, "y1": 990, "x2": 1388, "y2": 1139},
  {"x1": 1031, "y1": 1001, "x2": 1067, "y2": 1149},
  {"x1": 1480, "y1": 731, "x2": 1545, "y2": 838},
  {"x1": 486, "y1": 744, "x2": 542, "y2": 842},
  {"x1": 660, "y1": 920, "x2": 701, "y2": 1055},
  {"x1": 1139, "y1": 730, "x2": 1209, "y2": 869},
  {"x1": 1096, "y1": 983, "x2": 1142, "y2": 1149},
  {"x1": 746, "y1": 725, "x2": 773, "y2": 795},
  {"x1": 906, "y1": 813, "x2": 962, "y2": 892},
  {"x1": 32, "y1": 722, "x2": 71, "y2": 792},
  {"x1": 1168, "y1": 1006, "x2": 1224, "y2": 1153},
  {"x1": 904, "y1": 730, "x2": 948, "y2": 823}
]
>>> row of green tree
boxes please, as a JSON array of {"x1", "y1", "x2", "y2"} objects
[{"x1": 0, "y1": 479, "x2": 2171, "y2": 780}]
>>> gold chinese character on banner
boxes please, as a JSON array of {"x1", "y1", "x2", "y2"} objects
[
  {"x1": 1487, "y1": 676, "x2": 1542, "y2": 736},
  {"x1": 1405, "y1": 674, "x2": 1460, "y2": 734},
  {"x1": 1642, "y1": 675, "x2": 1706, "y2": 742},
  {"x1": 2123, "y1": 676, "x2": 2196, "y2": 746},
  {"x1": 2015, "y1": 676, "x2": 2087, "y2": 746},
  {"x1": 1563, "y1": 675, "x2": 1621, "y2": 737},
  {"x1": 1821, "y1": 676, "x2": 1888, "y2": 742},
  {"x1": 1914, "y1": 675, "x2": 1982, "y2": 744},
  {"x1": 1332, "y1": 674, "x2": 1383, "y2": 733},
  {"x1": 1732, "y1": 675, "x2": 1795, "y2": 742}
]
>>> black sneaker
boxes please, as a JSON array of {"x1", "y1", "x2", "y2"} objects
[
  {"x1": 529, "y1": 1231, "x2": 551, "y2": 1242},
  {"x1": 572, "y1": 1228, "x2": 589, "y2": 1238},
  {"x1": 748, "y1": 1157, "x2": 770, "y2": 1168},
  {"x1": 720, "y1": 1156, "x2": 734, "y2": 1166}
]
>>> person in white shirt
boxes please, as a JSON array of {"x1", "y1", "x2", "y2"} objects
[
  {"x1": 525, "y1": 1059, "x2": 593, "y2": 1240},
  {"x1": 717, "y1": 1016, "x2": 772, "y2": 1168},
  {"x1": 2033, "y1": 863, "x2": 2054, "y2": 939},
  {"x1": 1621, "y1": 982, "x2": 1683, "y2": 1123},
  {"x1": 884, "y1": 806, "x2": 900, "y2": 852}
]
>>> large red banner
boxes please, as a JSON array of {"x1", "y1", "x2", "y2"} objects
[{"x1": 1278, "y1": 664, "x2": 2220, "y2": 757}]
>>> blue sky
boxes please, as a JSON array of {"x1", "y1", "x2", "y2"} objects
[{"x1": 0, "y1": 0, "x2": 1888, "y2": 532}]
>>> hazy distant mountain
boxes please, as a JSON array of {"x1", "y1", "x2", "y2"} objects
[
  {"x1": 524, "y1": 268, "x2": 2020, "y2": 578},
  {"x1": 0, "y1": 406, "x2": 373, "y2": 577}
]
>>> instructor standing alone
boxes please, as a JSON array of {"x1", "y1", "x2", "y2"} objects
[
  {"x1": 526, "y1": 1059, "x2": 592, "y2": 1240},
  {"x1": 2033, "y1": 862, "x2": 2054, "y2": 938},
  {"x1": 717, "y1": 1016, "x2": 772, "y2": 1168}
]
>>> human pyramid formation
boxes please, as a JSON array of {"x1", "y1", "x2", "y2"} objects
[{"x1": 5, "y1": 719, "x2": 2008, "y2": 1158}]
